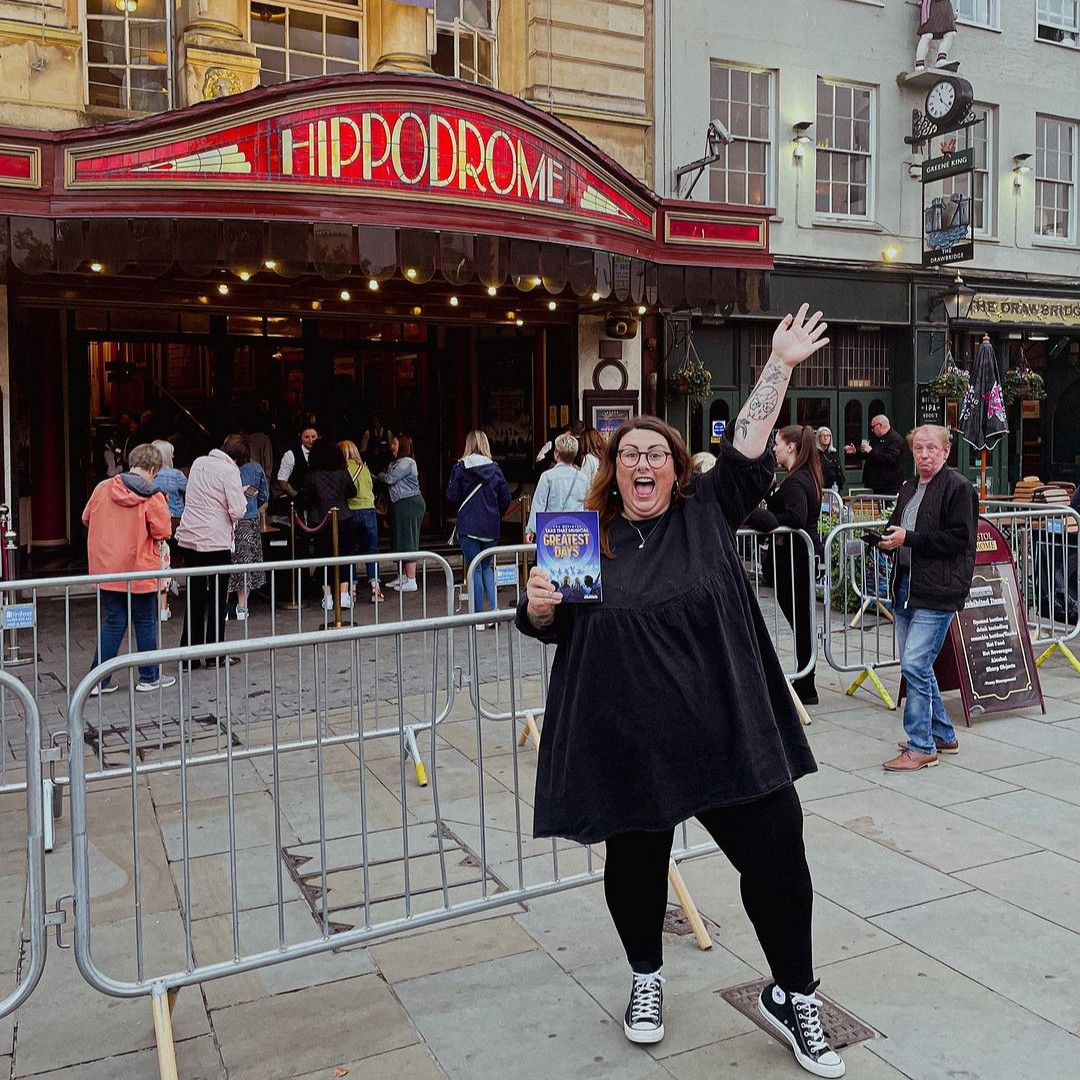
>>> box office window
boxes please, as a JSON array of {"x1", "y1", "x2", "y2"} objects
[{"x1": 250, "y1": 0, "x2": 363, "y2": 85}]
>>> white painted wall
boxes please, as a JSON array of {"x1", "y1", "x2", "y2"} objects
[
  {"x1": 654, "y1": 0, "x2": 1080, "y2": 282},
  {"x1": 577, "y1": 314, "x2": 642, "y2": 415}
]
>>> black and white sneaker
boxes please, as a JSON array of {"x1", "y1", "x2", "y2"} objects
[
  {"x1": 623, "y1": 970, "x2": 665, "y2": 1044},
  {"x1": 757, "y1": 981, "x2": 845, "y2": 1078}
]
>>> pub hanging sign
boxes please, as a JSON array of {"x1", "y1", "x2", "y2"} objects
[{"x1": 66, "y1": 93, "x2": 655, "y2": 237}]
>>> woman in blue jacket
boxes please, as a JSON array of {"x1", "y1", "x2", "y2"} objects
[{"x1": 446, "y1": 430, "x2": 511, "y2": 620}]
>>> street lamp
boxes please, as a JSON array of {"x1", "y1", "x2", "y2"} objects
[{"x1": 939, "y1": 271, "x2": 977, "y2": 322}]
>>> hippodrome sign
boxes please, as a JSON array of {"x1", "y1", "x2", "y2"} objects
[{"x1": 67, "y1": 98, "x2": 654, "y2": 236}]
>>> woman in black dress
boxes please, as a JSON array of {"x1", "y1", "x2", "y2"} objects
[
  {"x1": 301, "y1": 439, "x2": 356, "y2": 613},
  {"x1": 749, "y1": 425, "x2": 824, "y2": 706},
  {"x1": 517, "y1": 305, "x2": 845, "y2": 1080}
]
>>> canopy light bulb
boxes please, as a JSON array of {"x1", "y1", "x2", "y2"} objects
[
  {"x1": 405, "y1": 267, "x2": 417, "y2": 280},
  {"x1": 89, "y1": 261, "x2": 103, "y2": 273},
  {"x1": 637, "y1": 305, "x2": 647, "y2": 315},
  {"x1": 881, "y1": 245, "x2": 901, "y2": 263},
  {"x1": 239, "y1": 271, "x2": 251, "y2": 282},
  {"x1": 591, "y1": 291, "x2": 602, "y2": 302},
  {"x1": 411, "y1": 306, "x2": 422, "y2": 316},
  {"x1": 217, "y1": 283, "x2": 230, "y2": 295},
  {"x1": 548, "y1": 300, "x2": 557, "y2": 311},
  {"x1": 263, "y1": 259, "x2": 277, "y2": 270},
  {"x1": 311, "y1": 300, "x2": 321, "y2": 310},
  {"x1": 115, "y1": 0, "x2": 137, "y2": 11},
  {"x1": 368, "y1": 279, "x2": 379, "y2": 291},
  {"x1": 506, "y1": 311, "x2": 516, "y2": 320},
  {"x1": 487, "y1": 286, "x2": 497, "y2": 296},
  {"x1": 449, "y1": 296, "x2": 459, "y2": 307},
  {"x1": 340, "y1": 289, "x2": 351, "y2": 301},
  {"x1": 516, "y1": 319, "x2": 524, "y2": 327}
]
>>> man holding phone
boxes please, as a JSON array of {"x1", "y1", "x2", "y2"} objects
[
  {"x1": 845, "y1": 414, "x2": 906, "y2": 496},
  {"x1": 877, "y1": 425, "x2": 977, "y2": 771}
]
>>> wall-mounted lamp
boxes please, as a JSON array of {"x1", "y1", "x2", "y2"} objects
[
  {"x1": 881, "y1": 244, "x2": 901, "y2": 263},
  {"x1": 115, "y1": 0, "x2": 138, "y2": 11},
  {"x1": 907, "y1": 161, "x2": 923, "y2": 180},
  {"x1": 1013, "y1": 153, "x2": 1032, "y2": 188},
  {"x1": 792, "y1": 121, "x2": 813, "y2": 161}
]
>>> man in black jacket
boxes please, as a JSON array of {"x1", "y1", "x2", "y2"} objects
[
  {"x1": 845, "y1": 414, "x2": 906, "y2": 495},
  {"x1": 878, "y1": 425, "x2": 978, "y2": 771}
]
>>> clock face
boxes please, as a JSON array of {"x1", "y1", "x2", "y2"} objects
[{"x1": 926, "y1": 80, "x2": 957, "y2": 120}]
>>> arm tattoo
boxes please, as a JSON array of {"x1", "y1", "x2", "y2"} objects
[
  {"x1": 733, "y1": 418, "x2": 750, "y2": 442},
  {"x1": 746, "y1": 386, "x2": 779, "y2": 420},
  {"x1": 760, "y1": 358, "x2": 787, "y2": 385}
]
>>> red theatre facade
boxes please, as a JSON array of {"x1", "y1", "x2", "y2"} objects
[{"x1": 0, "y1": 72, "x2": 771, "y2": 548}]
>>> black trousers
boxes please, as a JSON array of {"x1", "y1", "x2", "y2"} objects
[
  {"x1": 178, "y1": 546, "x2": 231, "y2": 648},
  {"x1": 775, "y1": 539, "x2": 816, "y2": 698},
  {"x1": 603, "y1": 784, "x2": 815, "y2": 993}
]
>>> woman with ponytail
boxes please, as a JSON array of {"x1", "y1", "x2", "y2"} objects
[{"x1": 747, "y1": 424, "x2": 823, "y2": 705}]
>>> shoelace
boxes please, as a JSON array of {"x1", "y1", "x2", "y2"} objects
[
  {"x1": 628, "y1": 972, "x2": 664, "y2": 1025},
  {"x1": 790, "y1": 991, "x2": 828, "y2": 1054}
]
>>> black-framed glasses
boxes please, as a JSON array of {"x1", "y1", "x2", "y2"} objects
[{"x1": 617, "y1": 448, "x2": 673, "y2": 468}]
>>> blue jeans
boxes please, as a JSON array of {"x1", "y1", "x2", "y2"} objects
[
  {"x1": 92, "y1": 590, "x2": 160, "y2": 686},
  {"x1": 350, "y1": 508, "x2": 379, "y2": 584},
  {"x1": 894, "y1": 573, "x2": 957, "y2": 755},
  {"x1": 460, "y1": 536, "x2": 498, "y2": 613}
]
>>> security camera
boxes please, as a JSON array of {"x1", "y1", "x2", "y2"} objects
[{"x1": 707, "y1": 119, "x2": 735, "y2": 147}]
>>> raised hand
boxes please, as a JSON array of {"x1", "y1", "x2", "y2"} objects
[{"x1": 771, "y1": 303, "x2": 830, "y2": 369}]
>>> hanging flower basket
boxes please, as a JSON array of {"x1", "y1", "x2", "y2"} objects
[
  {"x1": 1003, "y1": 366, "x2": 1046, "y2": 406},
  {"x1": 668, "y1": 356, "x2": 712, "y2": 404},
  {"x1": 928, "y1": 368, "x2": 969, "y2": 400}
]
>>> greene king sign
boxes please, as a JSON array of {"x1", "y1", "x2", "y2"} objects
[{"x1": 67, "y1": 97, "x2": 654, "y2": 236}]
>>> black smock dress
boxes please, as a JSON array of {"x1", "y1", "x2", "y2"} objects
[{"x1": 515, "y1": 439, "x2": 818, "y2": 844}]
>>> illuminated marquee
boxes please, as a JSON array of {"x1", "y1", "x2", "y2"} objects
[{"x1": 67, "y1": 98, "x2": 654, "y2": 236}]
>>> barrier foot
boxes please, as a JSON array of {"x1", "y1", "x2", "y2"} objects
[
  {"x1": 787, "y1": 682, "x2": 812, "y2": 727},
  {"x1": 667, "y1": 860, "x2": 712, "y2": 952},
  {"x1": 845, "y1": 668, "x2": 896, "y2": 710},
  {"x1": 518, "y1": 711, "x2": 542, "y2": 751},
  {"x1": 1036, "y1": 641, "x2": 1080, "y2": 674},
  {"x1": 403, "y1": 727, "x2": 429, "y2": 788},
  {"x1": 151, "y1": 985, "x2": 179, "y2": 1080}
]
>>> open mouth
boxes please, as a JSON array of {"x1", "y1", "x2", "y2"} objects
[{"x1": 632, "y1": 476, "x2": 656, "y2": 499}]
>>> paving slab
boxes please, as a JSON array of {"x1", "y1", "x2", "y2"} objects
[
  {"x1": 369, "y1": 913, "x2": 537, "y2": 983},
  {"x1": 805, "y1": 728, "x2": 911, "y2": 772},
  {"x1": 973, "y1": 715, "x2": 1080, "y2": 764},
  {"x1": 951, "y1": 788, "x2": 1080, "y2": 860},
  {"x1": 178, "y1": 842, "x2": 305, "y2": 920},
  {"x1": 954, "y1": 849, "x2": 1080, "y2": 933},
  {"x1": 852, "y1": 760, "x2": 1020, "y2": 807},
  {"x1": 662, "y1": 1032, "x2": 906, "y2": 1080},
  {"x1": 914, "y1": 729, "x2": 1049, "y2": 774},
  {"x1": 211, "y1": 974, "x2": 419, "y2": 1080},
  {"x1": 793, "y1": 762, "x2": 877, "y2": 803},
  {"x1": 1014, "y1": 694, "x2": 1080, "y2": 723},
  {"x1": 872, "y1": 889, "x2": 1080, "y2": 1032},
  {"x1": 394, "y1": 948, "x2": 669, "y2": 1080},
  {"x1": 190, "y1": 899, "x2": 375, "y2": 1010},
  {"x1": 800, "y1": 814, "x2": 971, "y2": 918},
  {"x1": 284, "y1": 1043, "x2": 449, "y2": 1080},
  {"x1": 157, "y1": 790, "x2": 300, "y2": 860},
  {"x1": 275, "y1": 769, "x2": 408, "y2": 843},
  {"x1": 570, "y1": 937, "x2": 760, "y2": 1060},
  {"x1": 20, "y1": 1035, "x2": 224, "y2": 1079},
  {"x1": 987, "y1": 756, "x2": 1080, "y2": 807},
  {"x1": 819, "y1": 943, "x2": 1080, "y2": 1079},
  {"x1": 807, "y1": 786, "x2": 1038, "y2": 872}
]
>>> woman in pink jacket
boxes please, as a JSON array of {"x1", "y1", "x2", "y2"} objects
[
  {"x1": 175, "y1": 443, "x2": 248, "y2": 661},
  {"x1": 82, "y1": 442, "x2": 174, "y2": 694}
]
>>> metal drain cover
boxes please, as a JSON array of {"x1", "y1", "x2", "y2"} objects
[
  {"x1": 663, "y1": 906, "x2": 697, "y2": 936},
  {"x1": 719, "y1": 978, "x2": 877, "y2": 1051}
]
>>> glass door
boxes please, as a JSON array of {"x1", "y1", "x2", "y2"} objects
[{"x1": 839, "y1": 391, "x2": 889, "y2": 491}]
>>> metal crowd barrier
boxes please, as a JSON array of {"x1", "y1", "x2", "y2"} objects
[
  {"x1": 0, "y1": 671, "x2": 50, "y2": 1022},
  {"x1": 0, "y1": 549, "x2": 456, "y2": 792},
  {"x1": 58, "y1": 609, "x2": 740, "y2": 1075},
  {"x1": 820, "y1": 503, "x2": 1080, "y2": 709}
]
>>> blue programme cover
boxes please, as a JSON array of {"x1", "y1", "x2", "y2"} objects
[{"x1": 535, "y1": 511, "x2": 602, "y2": 602}]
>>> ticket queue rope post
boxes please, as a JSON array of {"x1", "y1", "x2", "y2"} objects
[
  {"x1": 292, "y1": 506, "x2": 344, "y2": 628},
  {"x1": 0, "y1": 505, "x2": 31, "y2": 668},
  {"x1": 281, "y1": 501, "x2": 301, "y2": 612}
]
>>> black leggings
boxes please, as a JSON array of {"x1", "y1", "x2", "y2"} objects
[
  {"x1": 775, "y1": 541, "x2": 816, "y2": 696},
  {"x1": 603, "y1": 785, "x2": 814, "y2": 993}
]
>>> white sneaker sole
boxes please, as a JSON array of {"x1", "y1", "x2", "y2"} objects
[
  {"x1": 756, "y1": 998, "x2": 846, "y2": 1078},
  {"x1": 623, "y1": 1021, "x2": 664, "y2": 1044}
]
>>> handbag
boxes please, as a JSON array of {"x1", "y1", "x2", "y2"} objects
[{"x1": 449, "y1": 482, "x2": 484, "y2": 545}]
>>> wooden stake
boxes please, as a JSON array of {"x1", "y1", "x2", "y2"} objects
[
  {"x1": 667, "y1": 860, "x2": 712, "y2": 951},
  {"x1": 517, "y1": 710, "x2": 542, "y2": 750},
  {"x1": 151, "y1": 986, "x2": 179, "y2": 1080},
  {"x1": 788, "y1": 680, "x2": 812, "y2": 727}
]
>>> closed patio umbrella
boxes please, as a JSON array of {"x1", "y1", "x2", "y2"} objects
[{"x1": 957, "y1": 333, "x2": 1008, "y2": 498}]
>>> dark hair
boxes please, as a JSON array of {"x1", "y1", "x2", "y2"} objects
[
  {"x1": 221, "y1": 433, "x2": 250, "y2": 466},
  {"x1": 308, "y1": 437, "x2": 346, "y2": 471},
  {"x1": 777, "y1": 424, "x2": 823, "y2": 502},
  {"x1": 584, "y1": 416, "x2": 694, "y2": 558},
  {"x1": 395, "y1": 433, "x2": 415, "y2": 459}
]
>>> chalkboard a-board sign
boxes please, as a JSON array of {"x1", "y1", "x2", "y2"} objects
[
  {"x1": 916, "y1": 384, "x2": 946, "y2": 427},
  {"x1": 932, "y1": 518, "x2": 1045, "y2": 720}
]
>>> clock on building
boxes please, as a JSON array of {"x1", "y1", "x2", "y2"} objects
[{"x1": 924, "y1": 75, "x2": 974, "y2": 132}]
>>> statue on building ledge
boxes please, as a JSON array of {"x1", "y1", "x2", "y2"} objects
[{"x1": 915, "y1": 0, "x2": 959, "y2": 72}]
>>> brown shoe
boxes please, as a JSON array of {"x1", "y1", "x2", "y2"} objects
[
  {"x1": 896, "y1": 738, "x2": 958, "y2": 754},
  {"x1": 883, "y1": 748, "x2": 939, "y2": 771}
]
